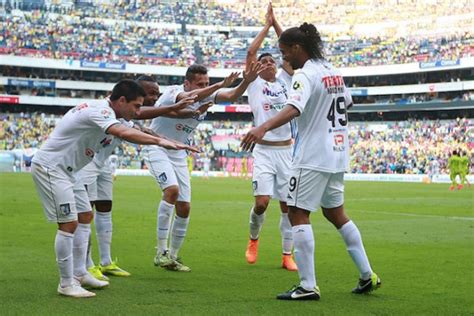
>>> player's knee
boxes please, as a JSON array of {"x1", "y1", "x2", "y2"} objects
[
  {"x1": 254, "y1": 196, "x2": 270, "y2": 214},
  {"x1": 163, "y1": 186, "x2": 179, "y2": 204},
  {"x1": 176, "y1": 202, "x2": 190, "y2": 218},
  {"x1": 95, "y1": 200, "x2": 112, "y2": 212},
  {"x1": 58, "y1": 220, "x2": 78, "y2": 233},
  {"x1": 78, "y1": 211, "x2": 94, "y2": 224}
]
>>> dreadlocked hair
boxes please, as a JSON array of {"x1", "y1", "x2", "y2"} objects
[{"x1": 279, "y1": 22, "x2": 324, "y2": 60}]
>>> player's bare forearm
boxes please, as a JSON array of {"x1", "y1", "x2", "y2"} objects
[
  {"x1": 135, "y1": 106, "x2": 173, "y2": 120},
  {"x1": 246, "y1": 24, "x2": 271, "y2": 69},
  {"x1": 108, "y1": 124, "x2": 166, "y2": 146},
  {"x1": 241, "y1": 105, "x2": 300, "y2": 151},
  {"x1": 261, "y1": 105, "x2": 300, "y2": 132},
  {"x1": 163, "y1": 108, "x2": 196, "y2": 118},
  {"x1": 216, "y1": 80, "x2": 249, "y2": 103}
]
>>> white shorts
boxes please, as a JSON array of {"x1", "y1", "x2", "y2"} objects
[
  {"x1": 286, "y1": 169, "x2": 344, "y2": 212},
  {"x1": 252, "y1": 144, "x2": 292, "y2": 201},
  {"x1": 32, "y1": 163, "x2": 91, "y2": 223},
  {"x1": 144, "y1": 146, "x2": 191, "y2": 202},
  {"x1": 79, "y1": 164, "x2": 114, "y2": 201}
]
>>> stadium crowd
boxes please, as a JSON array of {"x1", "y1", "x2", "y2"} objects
[
  {"x1": 1, "y1": 1, "x2": 472, "y2": 68},
  {"x1": 1, "y1": 113, "x2": 471, "y2": 175}
]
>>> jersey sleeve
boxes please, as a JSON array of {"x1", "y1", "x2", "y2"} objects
[
  {"x1": 88, "y1": 106, "x2": 120, "y2": 133},
  {"x1": 287, "y1": 72, "x2": 312, "y2": 114},
  {"x1": 156, "y1": 85, "x2": 183, "y2": 107},
  {"x1": 344, "y1": 86, "x2": 353, "y2": 107}
]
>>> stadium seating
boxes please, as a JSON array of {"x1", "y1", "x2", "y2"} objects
[{"x1": 1, "y1": 113, "x2": 471, "y2": 175}]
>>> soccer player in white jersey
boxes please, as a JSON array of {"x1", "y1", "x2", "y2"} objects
[
  {"x1": 145, "y1": 63, "x2": 264, "y2": 272},
  {"x1": 31, "y1": 80, "x2": 197, "y2": 298},
  {"x1": 80, "y1": 75, "x2": 195, "y2": 281},
  {"x1": 243, "y1": 2, "x2": 297, "y2": 271},
  {"x1": 242, "y1": 23, "x2": 380, "y2": 300}
]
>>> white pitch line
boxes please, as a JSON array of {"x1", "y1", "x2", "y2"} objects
[{"x1": 352, "y1": 209, "x2": 474, "y2": 221}]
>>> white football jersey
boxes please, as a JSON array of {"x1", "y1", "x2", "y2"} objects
[
  {"x1": 149, "y1": 85, "x2": 217, "y2": 158},
  {"x1": 287, "y1": 59, "x2": 352, "y2": 173},
  {"x1": 247, "y1": 70, "x2": 292, "y2": 141},
  {"x1": 32, "y1": 99, "x2": 120, "y2": 174}
]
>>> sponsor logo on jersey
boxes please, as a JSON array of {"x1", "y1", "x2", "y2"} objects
[
  {"x1": 59, "y1": 203, "x2": 71, "y2": 216},
  {"x1": 176, "y1": 123, "x2": 195, "y2": 134},
  {"x1": 262, "y1": 85, "x2": 287, "y2": 98},
  {"x1": 85, "y1": 148, "x2": 95, "y2": 158},
  {"x1": 100, "y1": 137, "x2": 113, "y2": 147},
  {"x1": 289, "y1": 94, "x2": 301, "y2": 102},
  {"x1": 263, "y1": 102, "x2": 286, "y2": 111},
  {"x1": 71, "y1": 103, "x2": 88, "y2": 113},
  {"x1": 158, "y1": 172, "x2": 168, "y2": 184},
  {"x1": 292, "y1": 81, "x2": 303, "y2": 91},
  {"x1": 333, "y1": 134, "x2": 345, "y2": 152},
  {"x1": 101, "y1": 109, "x2": 112, "y2": 119},
  {"x1": 334, "y1": 134, "x2": 344, "y2": 145},
  {"x1": 322, "y1": 75, "x2": 345, "y2": 94}
]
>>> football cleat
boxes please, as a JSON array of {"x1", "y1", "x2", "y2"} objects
[
  {"x1": 166, "y1": 257, "x2": 191, "y2": 272},
  {"x1": 100, "y1": 261, "x2": 131, "y2": 277},
  {"x1": 276, "y1": 285, "x2": 321, "y2": 301},
  {"x1": 74, "y1": 272, "x2": 109, "y2": 289},
  {"x1": 88, "y1": 265, "x2": 109, "y2": 281},
  {"x1": 245, "y1": 239, "x2": 259, "y2": 264},
  {"x1": 352, "y1": 273, "x2": 381, "y2": 294},
  {"x1": 154, "y1": 250, "x2": 177, "y2": 268},
  {"x1": 57, "y1": 280, "x2": 96, "y2": 298},
  {"x1": 282, "y1": 254, "x2": 298, "y2": 271}
]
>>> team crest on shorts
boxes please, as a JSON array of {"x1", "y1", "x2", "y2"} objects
[
  {"x1": 252, "y1": 181, "x2": 258, "y2": 191},
  {"x1": 59, "y1": 203, "x2": 71, "y2": 216},
  {"x1": 158, "y1": 172, "x2": 168, "y2": 184}
]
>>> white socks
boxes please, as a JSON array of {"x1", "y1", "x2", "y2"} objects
[
  {"x1": 73, "y1": 223, "x2": 90, "y2": 277},
  {"x1": 55, "y1": 230, "x2": 74, "y2": 287},
  {"x1": 249, "y1": 207, "x2": 265, "y2": 240},
  {"x1": 157, "y1": 200, "x2": 174, "y2": 254},
  {"x1": 292, "y1": 224, "x2": 316, "y2": 290},
  {"x1": 95, "y1": 211, "x2": 113, "y2": 266},
  {"x1": 279, "y1": 213, "x2": 293, "y2": 254},
  {"x1": 86, "y1": 232, "x2": 94, "y2": 269},
  {"x1": 170, "y1": 215, "x2": 190, "y2": 259},
  {"x1": 338, "y1": 221, "x2": 373, "y2": 280}
]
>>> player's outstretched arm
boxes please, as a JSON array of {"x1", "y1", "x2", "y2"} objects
[
  {"x1": 176, "y1": 72, "x2": 240, "y2": 102},
  {"x1": 215, "y1": 62, "x2": 267, "y2": 103},
  {"x1": 241, "y1": 104, "x2": 300, "y2": 151},
  {"x1": 246, "y1": 2, "x2": 273, "y2": 70},
  {"x1": 107, "y1": 123, "x2": 199, "y2": 152},
  {"x1": 134, "y1": 96, "x2": 197, "y2": 120}
]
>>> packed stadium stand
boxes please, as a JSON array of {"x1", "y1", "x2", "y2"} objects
[{"x1": 0, "y1": 0, "x2": 472, "y2": 177}]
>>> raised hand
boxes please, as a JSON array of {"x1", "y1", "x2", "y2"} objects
[
  {"x1": 195, "y1": 101, "x2": 214, "y2": 116},
  {"x1": 221, "y1": 72, "x2": 240, "y2": 88},
  {"x1": 240, "y1": 126, "x2": 267, "y2": 152},
  {"x1": 172, "y1": 95, "x2": 197, "y2": 111},
  {"x1": 265, "y1": 2, "x2": 274, "y2": 26},
  {"x1": 243, "y1": 61, "x2": 264, "y2": 83}
]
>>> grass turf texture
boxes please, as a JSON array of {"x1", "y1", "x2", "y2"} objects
[{"x1": 0, "y1": 173, "x2": 473, "y2": 315}]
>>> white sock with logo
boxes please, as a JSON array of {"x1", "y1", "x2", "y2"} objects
[
  {"x1": 95, "y1": 211, "x2": 113, "y2": 266},
  {"x1": 280, "y1": 213, "x2": 293, "y2": 254},
  {"x1": 292, "y1": 224, "x2": 316, "y2": 290},
  {"x1": 157, "y1": 200, "x2": 174, "y2": 255},
  {"x1": 73, "y1": 223, "x2": 90, "y2": 277},
  {"x1": 169, "y1": 215, "x2": 190, "y2": 260},
  {"x1": 55, "y1": 230, "x2": 74, "y2": 288},
  {"x1": 249, "y1": 207, "x2": 265, "y2": 240},
  {"x1": 338, "y1": 221, "x2": 373, "y2": 280}
]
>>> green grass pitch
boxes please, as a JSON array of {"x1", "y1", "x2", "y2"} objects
[{"x1": 0, "y1": 173, "x2": 473, "y2": 315}]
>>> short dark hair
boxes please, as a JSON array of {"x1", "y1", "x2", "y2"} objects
[
  {"x1": 185, "y1": 64, "x2": 208, "y2": 82},
  {"x1": 257, "y1": 53, "x2": 273, "y2": 61},
  {"x1": 279, "y1": 22, "x2": 324, "y2": 60},
  {"x1": 110, "y1": 79, "x2": 146, "y2": 102},
  {"x1": 135, "y1": 75, "x2": 156, "y2": 83}
]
